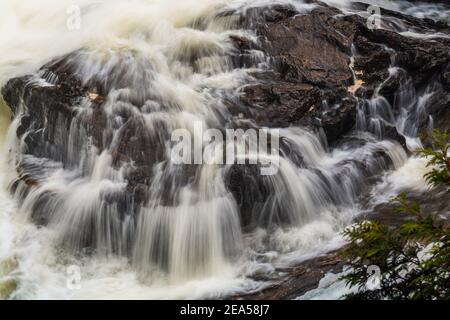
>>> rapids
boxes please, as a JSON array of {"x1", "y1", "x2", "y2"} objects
[{"x1": 0, "y1": 0, "x2": 443, "y2": 299}]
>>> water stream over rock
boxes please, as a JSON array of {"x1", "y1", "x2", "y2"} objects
[{"x1": 0, "y1": 0, "x2": 449, "y2": 299}]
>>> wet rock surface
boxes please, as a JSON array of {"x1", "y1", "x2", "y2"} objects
[{"x1": 233, "y1": 250, "x2": 346, "y2": 300}]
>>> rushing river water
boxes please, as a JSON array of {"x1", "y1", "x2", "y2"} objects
[{"x1": 0, "y1": 0, "x2": 446, "y2": 299}]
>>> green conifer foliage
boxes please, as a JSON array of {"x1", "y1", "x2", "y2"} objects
[{"x1": 341, "y1": 130, "x2": 450, "y2": 300}]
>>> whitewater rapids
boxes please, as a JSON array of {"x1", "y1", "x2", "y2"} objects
[{"x1": 0, "y1": 0, "x2": 441, "y2": 299}]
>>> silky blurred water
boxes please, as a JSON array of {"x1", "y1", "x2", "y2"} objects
[{"x1": 0, "y1": 0, "x2": 439, "y2": 299}]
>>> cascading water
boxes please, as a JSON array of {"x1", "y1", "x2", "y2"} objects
[{"x1": 0, "y1": 0, "x2": 446, "y2": 299}]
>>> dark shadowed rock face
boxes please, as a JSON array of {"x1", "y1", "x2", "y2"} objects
[
  {"x1": 240, "y1": 83, "x2": 321, "y2": 126},
  {"x1": 233, "y1": 4, "x2": 360, "y2": 141},
  {"x1": 3, "y1": 72, "x2": 86, "y2": 164},
  {"x1": 261, "y1": 6, "x2": 354, "y2": 87}
]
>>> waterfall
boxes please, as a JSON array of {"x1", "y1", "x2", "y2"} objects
[{"x1": 0, "y1": 0, "x2": 446, "y2": 299}]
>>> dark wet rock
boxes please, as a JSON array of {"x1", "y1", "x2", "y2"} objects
[
  {"x1": 433, "y1": 100, "x2": 450, "y2": 132},
  {"x1": 353, "y1": 48, "x2": 391, "y2": 86},
  {"x1": 259, "y1": 7, "x2": 354, "y2": 87},
  {"x1": 358, "y1": 186, "x2": 450, "y2": 230},
  {"x1": 377, "y1": 70, "x2": 409, "y2": 101},
  {"x1": 352, "y1": 2, "x2": 450, "y2": 32},
  {"x1": 320, "y1": 98, "x2": 358, "y2": 144},
  {"x1": 443, "y1": 71, "x2": 450, "y2": 88},
  {"x1": 225, "y1": 164, "x2": 268, "y2": 229},
  {"x1": 365, "y1": 30, "x2": 450, "y2": 85},
  {"x1": 425, "y1": 89, "x2": 450, "y2": 124},
  {"x1": 2, "y1": 72, "x2": 85, "y2": 164},
  {"x1": 382, "y1": 124, "x2": 408, "y2": 149},
  {"x1": 240, "y1": 83, "x2": 320, "y2": 127},
  {"x1": 230, "y1": 2, "x2": 450, "y2": 145},
  {"x1": 111, "y1": 116, "x2": 166, "y2": 168},
  {"x1": 1, "y1": 66, "x2": 167, "y2": 220},
  {"x1": 233, "y1": 250, "x2": 346, "y2": 300}
]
